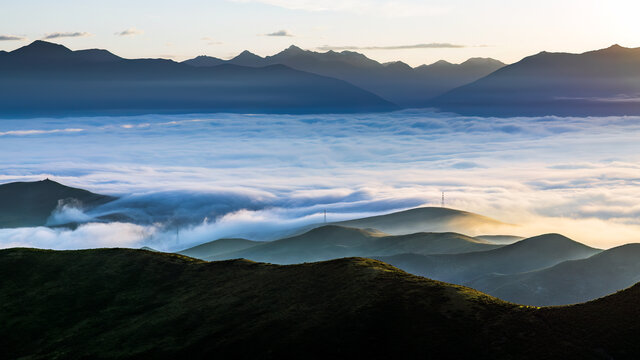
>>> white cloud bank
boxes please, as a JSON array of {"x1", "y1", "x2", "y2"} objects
[{"x1": 2, "y1": 110, "x2": 640, "y2": 250}]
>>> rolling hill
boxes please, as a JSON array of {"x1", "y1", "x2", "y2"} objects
[
  {"x1": 334, "y1": 207, "x2": 513, "y2": 236},
  {"x1": 1, "y1": 248, "x2": 639, "y2": 358},
  {"x1": 183, "y1": 45, "x2": 505, "y2": 107},
  {"x1": 0, "y1": 179, "x2": 115, "y2": 228},
  {"x1": 377, "y1": 233, "x2": 601, "y2": 286},
  {"x1": 178, "y1": 238, "x2": 261, "y2": 259},
  {"x1": 468, "y1": 243, "x2": 640, "y2": 305},
  {"x1": 205, "y1": 225, "x2": 502, "y2": 263},
  {"x1": 433, "y1": 44, "x2": 640, "y2": 116},
  {"x1": 0, "y1": 41, "x2": 396, "y2": 117}
]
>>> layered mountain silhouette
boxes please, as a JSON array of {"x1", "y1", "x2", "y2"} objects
[
  {"x1": 0, "y1": 41, "x2": 395, "y2": 116},
  {"x1": 469, "y1": 243, "x2": 640, "y2": 305},
  {"x1": 2, "y1": 248, "x2": 640, "y2": 358},
  {"x1": 199, "y1": 225, "x2": 501, "y2": 264},
  {"x1": 0, "y1": 179, "x2": 114, "y2": 228},
  {"x1": 377, "y1": 234, "x2": 601, "y2": 285},
  {"x1": 434, "y1": 44, "x2": 640, "y2": 116},
  {"x1": 184, "y1": 45, "x2": 505, "y2": 107}
]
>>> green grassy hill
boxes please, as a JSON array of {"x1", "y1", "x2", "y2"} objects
[
  {"x1": 1, "y1": 248, "x2": 638, "y2": 358},
  {"x1": 207, "y1": 225, "x2": 501, "y2": 263},
  {"x1": 0, "y1": 179, "x2": 115, "y2": 228}
]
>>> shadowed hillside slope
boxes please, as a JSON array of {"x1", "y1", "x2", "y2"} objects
[
  {"x1": 378, "y1": 234, "x2": 601, "y2": 285},
  {"x1": 1, "y1": 248, "x2": 640, "y2": 359},
  {"x1": 206, "y1": 225, "x2": 501, "y2": 263},
  {"x1": 469, "y1": 243, "x2": 640, "y2": 305},
  {"x1": 0, "y1": 179, "x2": 115, "y2": 228}
]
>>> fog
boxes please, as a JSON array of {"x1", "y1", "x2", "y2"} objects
[{"x1": 1, "y1": 110, "x2": 640, "y2": 250}]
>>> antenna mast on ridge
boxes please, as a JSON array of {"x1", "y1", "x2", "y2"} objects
[
  {"x1": 324, "y1": 209, "x2": 327, "y2": 223},
  {"x1": 441, "y1": 192, "x2": 445, "y2": 208}
]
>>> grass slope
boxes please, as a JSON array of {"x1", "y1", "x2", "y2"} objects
[
  {"x1": 208, "y1": 225, "x2": 501, "y2": 264},
  {"x1": 0, "y1": 179, "x2": 115, "y2": 228},
  {"x1": 2, "y1": 248, "x2": 639, "y2": 359}
]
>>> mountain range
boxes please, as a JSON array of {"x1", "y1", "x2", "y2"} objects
[
  {"x1": 3, "y1": 41, "x2": 640, "y2": 116},
  {"x1": 183, "y1": 45, "x2": 505, "y2": 107},
  {"x1": 0, "y1": 41, "x2": 395, "y2": 117},
  {"x1": 2, "y1": 247, "x2": 640, "y2": 358},
  {"x1": 434, "y1": 44, "x2": 640, "y2": 116}
]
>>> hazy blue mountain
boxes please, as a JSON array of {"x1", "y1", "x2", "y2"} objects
[
  {"x1": 178, "y1": 238, "x2": 261, "y2": 259},
  {"x1": 433, "y1": 44, "x2": 640, "y2": 116},
  {"x1": 378, "y1": 234, "x2": 601, "y2": 285},
  {"x1": 0, "y1": 179, "x2": 115, "y2": 228},
  {"x1": 334, "y1": 207, "x2": 511, "y2": 236},
  {"x1": 182, "y1": 55, "x2": 225, "y2": 67},
  {"x1": 469, "y1": 243, "x2": 640, "y2": 306},
  {"x1": 3, "y1": 248, "x2": 640, "y2": 358},
  {"x1": 207, "y1": 225, "x2": 501, "y2": 264},
  {"x1": 0, "y1": 41, "x2": 396, "y2": 117},
  {"x1": 183, "y1": 45, "x2": 505, "y2": 106}
]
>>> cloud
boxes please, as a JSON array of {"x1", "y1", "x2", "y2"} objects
[
  {"x1": 228, "y1": 0, "x2": 449, "y2": 18},
  {"x1": 201, "y1": 37, "x2": 222, "y2": 45},
  {"x1": 265, "y1": 30, "x2": 294, "y2": 37},
  {"x1": 116, "y1": 28, "x2": 143, "y2": 36},
  {"x1": 43, "y1": 32, "x2": 91, "y2": 39},
  {"x1": 0, "y1": 35, "x2": 26, "y2": 41},
  {"x1": 317, "y1": 43, "x2": 466, "y2": 51},
  {"x1": 3, "y1": 111, "x2": 640, "y2": 250}
]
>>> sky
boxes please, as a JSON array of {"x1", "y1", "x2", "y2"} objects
[
  {"x1": 1, "y1": 111, "x2": 640, "y2": 251},
  {"x1": 1, "y1": 0, "x2": 639, "y2": 66}
]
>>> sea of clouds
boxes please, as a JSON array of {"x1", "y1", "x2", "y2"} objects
[{"x1": 1, "y1": 110, "x2": 640, "y2": 251}]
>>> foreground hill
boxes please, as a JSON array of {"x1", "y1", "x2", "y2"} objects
[
  {"x1": 204, "y1": 225, "x2": 501, "y2": 263},
  {"x1": 0, "y1": 41, "x2": 395, "y2": 117},
  {"x1": 0, "y1": 179, "x2": 114, "y2": 228},
  {"x1": 183, "y1": 45, "x2": 505, "y2": 107},
  {"x1": 434, "y1": 44, "x2": 640, "y2": 116},
  {"x1": 469, "y1": 243, "x2": 640, "y2": 305},
  {"x1": 378, "y1": 234, "x2": 601, "y2": 286},
  {"x1": 1, "y1": 248, "x2": 639, "y2": 359},
  {"x1": 334, "y1": 207, "x2": 512, "y2": 236}
]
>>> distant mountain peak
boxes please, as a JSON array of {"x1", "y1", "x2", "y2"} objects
[{"x1": 12, "y1": 40, "x2": 72, "y2": 57}]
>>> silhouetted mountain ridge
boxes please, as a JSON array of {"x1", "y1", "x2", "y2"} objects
[
  {"x1": 434, "y1": 44, "x2": 640, "y2": 116},
  {"x1": 0, "y1": 41, "x2": 396, "y2": 116}
]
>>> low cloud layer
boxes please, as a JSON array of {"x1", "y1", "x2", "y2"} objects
[
  {"x1": 2, "y1": 111, "x2": 640, "y2": 250},
  {"x1": 317, "y1": 43, "x2": 466, "y2": 51},
  {"x1": 43, "y1": 32, "x2": 91, "y2": 39}
]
